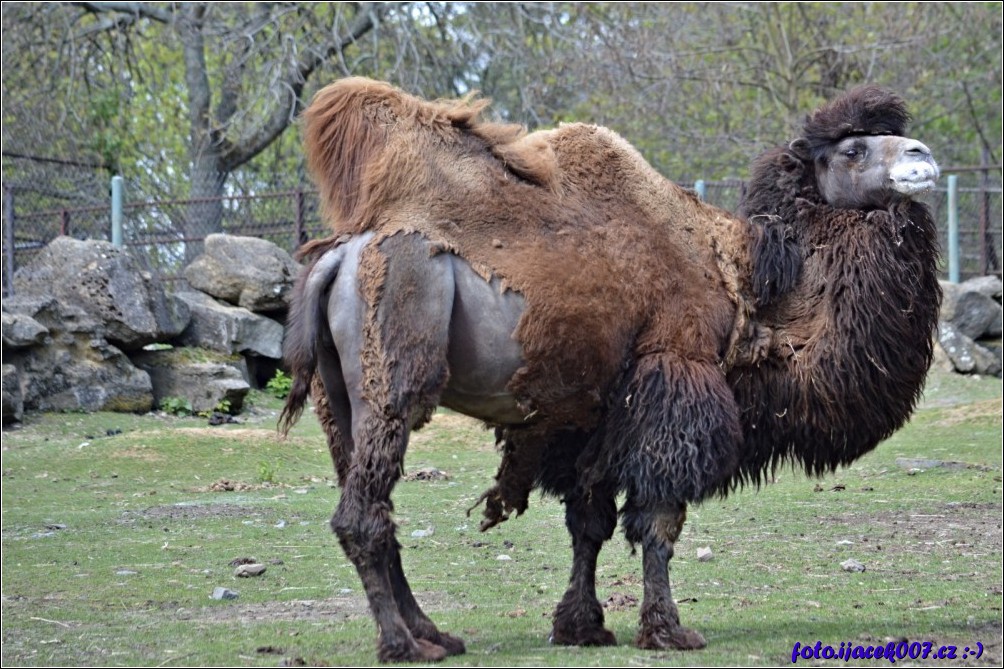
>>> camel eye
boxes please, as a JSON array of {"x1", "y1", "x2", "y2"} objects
[{"x1": 844, "y1": 148, "x2": 859, "y2": 158}]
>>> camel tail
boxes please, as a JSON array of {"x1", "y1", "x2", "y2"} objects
[{"x1": 279, "y1": 243, "x2": 348, "y2": 436}]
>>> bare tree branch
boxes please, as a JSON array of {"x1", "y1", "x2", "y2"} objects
[
  {"x1": 223, "y1": 2, "x2": 401, "y2": 170},
  {"x1": 71, "y1": 2, "x2": 172, "y2": 24}
]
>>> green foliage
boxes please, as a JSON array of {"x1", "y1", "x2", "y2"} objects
[
  {"x1": 159, "y1": 396, "x2": 193, "y2": 416},
  {"x1": 1, "y1": 2, "x2": 1000, "y2": 217},
  {"x1": 196, "y1": 398, "x2": 233, "y2": 418},
  {"x1": 256, "y1": 459, "x2": 279, "y2": 484},
  {"x1": 266, "y1": 369, "x2": 293, "y2": 400}
]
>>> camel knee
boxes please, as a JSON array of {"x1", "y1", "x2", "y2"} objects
[
  {"x1": 565, "y1": 487, "x2": 617, "y2": 544},
  {"x1": 621, "y1": 500, "x2": 687, "y2": 551},
  {"x1": 331, "y1": 497, "x2": 397, "y2": 563}
]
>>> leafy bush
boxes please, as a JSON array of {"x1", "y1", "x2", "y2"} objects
[
  {"x1": 266, "y1": 370, "x2": 293, "y2": 399},
  {"x1": 160, "y1": 396, "x2": 193, "y2": 416}
]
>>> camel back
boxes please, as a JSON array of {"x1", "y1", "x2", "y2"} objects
[{"x1": 302, "y1": 78, "x2": 750, "y2": 425}]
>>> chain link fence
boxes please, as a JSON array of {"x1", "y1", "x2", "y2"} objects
[{"x1": 3, "y1": 163, "x2": 1001, "y2": 298}]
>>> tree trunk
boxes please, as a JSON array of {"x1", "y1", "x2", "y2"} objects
[
  {"x1": 183, "y1": 156, "x2": 226, "y2": 263},
  {"x1": 178, "y1": 3, "x2": 225, "y2": 263}
]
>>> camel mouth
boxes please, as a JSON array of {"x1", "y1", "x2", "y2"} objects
[{"x1": 889, "y1": 161, "x2": 940, "y2": 195}]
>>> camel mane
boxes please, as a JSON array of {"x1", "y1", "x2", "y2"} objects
[{"x1": 731, "y1": 87, "x2": 940, "y2": 485}]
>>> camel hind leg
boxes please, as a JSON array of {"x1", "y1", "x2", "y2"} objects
[{"x1": 326, "y1": 232, "x2": 461, "y2": 662}]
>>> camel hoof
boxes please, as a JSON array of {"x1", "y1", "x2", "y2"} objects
[
  {"x1": 378, "y1": 638, "x2": 448, "y2": 663},
  {"x1": 550, "y1": 626, "x2": 617, "y2": 647},
  {"x1": 428, "y1": 631, "x2": 466, "y2": 656},
  {"x1": 635, "y1": 625, "x2": 706, "y2": 651}
]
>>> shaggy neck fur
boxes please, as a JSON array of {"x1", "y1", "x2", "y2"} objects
[{"x1": 729, "y1": 147, "x2": 941, "y2": 485}]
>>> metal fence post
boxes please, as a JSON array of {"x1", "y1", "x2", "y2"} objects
[
  {"x1": 294, "y1": 189, "x2": 305, "y2": 250},
  {"x1": 947, "y1": 174, "x2": 960, "y2": 283},
  {"x1": 4, "y1": 186, "x2": 15, "y2": 297},
  {"x1": 111, "y1": 175, "x2": 124, "y2": 247}
]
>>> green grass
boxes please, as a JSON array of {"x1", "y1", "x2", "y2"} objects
[{"x1": 2, "y1": 368, "x2": 1001, "y2": 666}]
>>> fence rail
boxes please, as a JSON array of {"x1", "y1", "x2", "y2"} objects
[{"x1": 3, "y1": 172, "x2": 1001, "y2": 297}]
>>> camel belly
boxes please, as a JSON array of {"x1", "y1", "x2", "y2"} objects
[{"x1": 441, "y1": 255, "x2": 528, "y2": 424}]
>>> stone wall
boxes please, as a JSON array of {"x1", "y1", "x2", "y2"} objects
[{"x1": 2, "y1": 234, "x2": 299, "y2": 424}]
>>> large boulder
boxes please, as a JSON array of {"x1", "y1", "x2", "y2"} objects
[
  {"x1": 937, "y1": 321, "x2": 1001, "y2": 377},
  {"x1": 183, "y1": 234, "x2": 300, "y2": 313},
  {"x1": 12, "y1": 236, "x2": 190, "y2": 350},
  {"x1": 173, "y1": 291, "x2": 284, "y2": 359},
  {"x1": 132, "y1": 347, "x2": 250, "y2": 414},
  {"x1": 960, "y1": 275, "x2": 1003, "y2": 303},
  {"x1": 2, "y1": 296, "x2": 153, "y2": 413},
  {"x1": 940, "y1": 279, "x2": 1002, "y2": 340}
]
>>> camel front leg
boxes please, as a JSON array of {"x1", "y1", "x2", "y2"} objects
[
  {"x1": 623, "y1": 500, "x2": 706, "y2": 650},
  {"x1": 551, "y1": 482, "x2": 618, "y2": 646}
]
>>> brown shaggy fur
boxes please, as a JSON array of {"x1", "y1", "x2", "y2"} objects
[
  {"x1": 299, "y1": 77, "x2": 754, "y2": 504},
  {"x1": 730, "y1": 86, "x2": 941, "y2": 483},
  {"x1": 282, "y1": 79, "x2": 941, "y2": 662}
]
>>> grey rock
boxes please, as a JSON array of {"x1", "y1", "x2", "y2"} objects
[
  {"x1": 210, "y1": 587, "x2": 240, "y2": 600},
  {"x1": 173, "y1": 291, "x2": 283, "y2": 359},
  {"x1": 184, "y1": 234, "x2": 300, "y2": 313},
  {"x1": 840, "y1": 558, "x2": 866, "y2": 573},
  {"x1": 2, "y1": 364, "x2": 23, "y2": 424},
  {"x1": 937, "y1": 322, "x2": 1001, "y2": 377},
  {"x1": 234, "y1": 563, "x2": 267, "y2": 577},
  {"x1": 940, "y1": 280, "x2": 1002, "y2": 339},
  {"x1": 1, "y1": 311, "x2": 48, "y2": 349},
  {"x1": 960, "y1": 275, "x2": 1003, "y2": 303},
  {"x1": 2, "y1": 296, "x2": 153, "y2": 413},
  {"x1": 11, "y1": 237, "x2": 190, "y2": 349},
  {"x1": 131, "y1": 347, "x2": 250, "y2": 414}
]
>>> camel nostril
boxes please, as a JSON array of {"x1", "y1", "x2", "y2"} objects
[{"x1": 904, "y1": 140, "x2": 932, "y2": 158}]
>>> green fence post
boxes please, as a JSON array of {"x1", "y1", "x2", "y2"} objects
[
  {"x1": 947, "y1": 174, "x2": 960, "y2": 283},
  {"x1": 694, "y1": 179, "x2": 706, "y2": 201},
  {"x1": 111, "y1": 176, "x2": 124, "y2": 247}
]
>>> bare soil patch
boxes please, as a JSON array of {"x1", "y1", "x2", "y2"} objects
[
  {"x1": 190, "y1": 590, "x2": 467, "y2": 625},
  {"x1": 123, "y1": 503, "x2": 257, "y2": 522}
]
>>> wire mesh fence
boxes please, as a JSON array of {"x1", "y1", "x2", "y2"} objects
[{"x1": 3, "y1": 166, "x2": 1001, "y2": 298}]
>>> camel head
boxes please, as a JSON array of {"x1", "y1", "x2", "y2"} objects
[{"x1": 789, "y1": 86, "x2": 939, "y2": 210}]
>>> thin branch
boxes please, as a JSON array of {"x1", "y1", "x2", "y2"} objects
[
  {"x1": 222, "y1": 2, "x2": 400, "y2": 170},
  {"x1": 70, "y1": 2, "x2": 172, "y2": 24},
  {"x1": 961, "y1": 81, "x2": 999, "y2": 164}
]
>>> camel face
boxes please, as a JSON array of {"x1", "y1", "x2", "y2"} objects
[{"x1": 813, "y1": 134, "x2": 939, "y2": 210}]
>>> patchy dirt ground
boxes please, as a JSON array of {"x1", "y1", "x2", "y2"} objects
[{"x1": 188, "y1": 589, "x2": 468, "y2": 625}]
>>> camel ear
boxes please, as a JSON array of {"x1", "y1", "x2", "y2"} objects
[
  {"x1": 788, "y1": 138, "x2": 812, "y2": 160},
  {"x1": 490, "y1": 134, "x2": 559, "y2": 192}
]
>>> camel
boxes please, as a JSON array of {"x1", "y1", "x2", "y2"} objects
[{"x1": 279, "y1": 78, "x2": 941, "y2": 662}]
